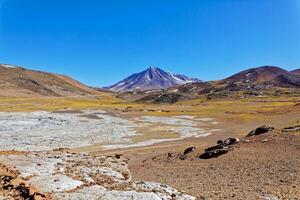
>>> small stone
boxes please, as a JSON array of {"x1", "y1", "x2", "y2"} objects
[
  {"x1": 179, "y1": 154, "x2": 187, "y2": 160},
  {"x1": 115, "y1": 154, "x2": 122, "y2": 159}
]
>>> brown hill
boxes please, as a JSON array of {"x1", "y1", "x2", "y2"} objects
[
  {"x1": 223, "y1": 66, "x2": 288, "y2": 84},
  {"x1": 0, "y1": 64, "x2": 100, "y2": 97},
  {"x1": 221, "y1": 66, "x2": 299, "y2": 88},
  {"x1": 291, "y1": 69, "x2": 300, "y2": 75},
  {"x1": 175, "y1": 66, "x2": 299, "y2": 94}
]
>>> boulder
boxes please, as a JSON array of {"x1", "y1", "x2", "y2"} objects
[
  {"x1": 199, "y1": 137, "x2": 239, "y2": 160},
  {"x1": 223, "y1": 137, "x2": 240, "y2": 145},
  {"x1": 183, "y1": 147, "x2": 196, "y2": 155},
  {"x1": 215, "y1": 138, "x2": 239, "y2": 146},
  {"x1": 217, "y1": 140, "x2": 223, "y2": 145},
  {"x1": 205, "y1": 144, "x2": 224, "y2": 152},
  {"x1": 178, "y1": 146, "x2": 196, "y2": 160},
  {"x1": 199, "y1": 148, "x2": 229, "y2": 159},
  {"x1": 246, "y1": 125, "x2": 274, "y2": 137}
]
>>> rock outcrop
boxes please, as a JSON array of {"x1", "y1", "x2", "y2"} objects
[{"x1": 0, "y1": 151, "x2": 195, "y2": 200}]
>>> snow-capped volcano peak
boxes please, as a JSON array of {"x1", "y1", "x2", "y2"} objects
[
  {"x1": 104, "y1": 66, "x2": 200, "y2": 92},
  {"x1": 0, "y1": 64, "x2": 18, "y2": 68}
]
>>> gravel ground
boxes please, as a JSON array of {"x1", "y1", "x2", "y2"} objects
[{"x1": 129, "y1": 130, "x2": 300, "y2": 200}]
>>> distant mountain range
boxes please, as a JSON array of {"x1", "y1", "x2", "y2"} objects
[
  {"x1": 116, "y1": 66, "x2": 300, "y2": 103},
  {"x1": 0, "y1": 63, "x2": 299, "y2": 100},
  {"x1": 104, "y1": 67, "x2": 201, "y2": 92},
  {"x1": 0, "y1": 64, "x2": 100, "y2": 97}
]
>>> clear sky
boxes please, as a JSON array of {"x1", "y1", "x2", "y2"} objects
[{"x1": 0, "y1": 0, "x2": 299, "y2": 86}]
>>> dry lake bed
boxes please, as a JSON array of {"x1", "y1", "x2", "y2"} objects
[{"x1": 0, "y1": 109, "x2": 220, "y2": 151}]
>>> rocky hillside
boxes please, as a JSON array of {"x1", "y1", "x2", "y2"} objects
[
  {"x1": 0, "y1": 64, "x2": 100, "y2": 97},
  {"x1": 220, "y1": 66, "x2": 300, "y2": 89},
  {"x1": 170, "y1": 66, "x2": 300, "y2": 95},
  {"x1": 291, "y1": 68, "x2": 300, "y2": 75}
]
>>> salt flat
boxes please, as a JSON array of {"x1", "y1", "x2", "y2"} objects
[{"x1": 0, "y1": 110, "x2": 218, "y2": 151}]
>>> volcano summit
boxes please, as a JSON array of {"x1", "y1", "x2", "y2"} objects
[{"x1": 104, "y1": 67, "x2": 200, "y2": 92}]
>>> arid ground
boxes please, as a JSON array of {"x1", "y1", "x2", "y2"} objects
[{"x1": 0, "y1": 95, "x2": 299, "y2": 199}]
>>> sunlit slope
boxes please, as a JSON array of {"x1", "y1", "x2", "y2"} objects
[{"x1": 0, "y1": 64, "x2": 105, "y2": 97}]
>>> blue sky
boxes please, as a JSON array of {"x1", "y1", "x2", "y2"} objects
[{"x1": 0, "y1": 0, "x2": 299, "y2": 86}]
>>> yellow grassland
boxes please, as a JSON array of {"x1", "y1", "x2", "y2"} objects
[
  {"x1": 0, "y1": 95, "x2": 298, "y2": 115},
  {"x1": 0, "y1": 95, "x2": 298, "y2": 129}
]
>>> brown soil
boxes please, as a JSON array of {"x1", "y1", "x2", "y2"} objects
[{"x1": 126, "y1": 128, "x2": 300, "y2": 199}]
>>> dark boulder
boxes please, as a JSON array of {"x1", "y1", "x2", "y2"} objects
[
  {"x1": 199, "y1": 137, "x2": 239, "y2": 160},
  {"x1": 199, "y1": 148, "x2": 229, "y2": 159},
  {"x1": 205, "y1": 144, "x2": 224, "y2": 152},
  {"x1": 215, "y1": 137, "x2": 239, "y2": 146},
  {"x1": 246, "y1": 125, "x2": 274, "y2": 137},
  {"x1": 217, "y1": 140, "x2": 223, "y2": 145},
  {"x1": 223, "y1": 137, "x2": 240, "y2": 145},
  {"x1": 178, "y1": 146, "x2": 196, "y2": 160},
  {"x1": 183, "y1": 147, "x2": 196, "y2": 155}
]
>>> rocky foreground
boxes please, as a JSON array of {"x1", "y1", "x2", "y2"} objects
[
  {"x1": 0, "y1": 121, "x2": 299, "y2": 199},
  {"x1": 0, "y1": 150, "x2": 195, "y2": 200}
]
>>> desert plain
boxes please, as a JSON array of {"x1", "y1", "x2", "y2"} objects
[{"x1": 0, "y1": 94, "x2": 299, "y2": 200}]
